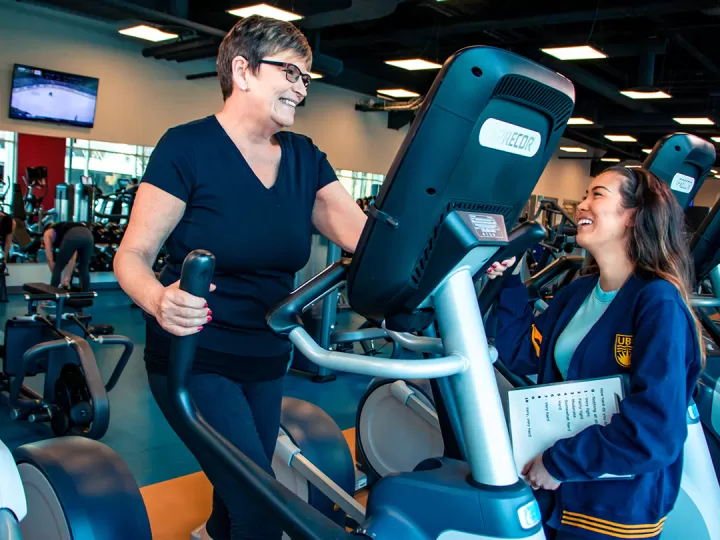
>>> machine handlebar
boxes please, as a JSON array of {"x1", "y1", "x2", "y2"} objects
[
  {"x1": 168, "y1": 250, "x2": 350, "y2": 540},
  {"x1": 478, "y1": 221, "x2": 546, "y2": 315},
  {"x1": 266, "y1": 260, "x2": 350, "y2": 336}
]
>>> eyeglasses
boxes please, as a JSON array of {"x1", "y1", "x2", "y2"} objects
[{"x1": 260, "y1": 59, "x2": 312, "y2": 88}]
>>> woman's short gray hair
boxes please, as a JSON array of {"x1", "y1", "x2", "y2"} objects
[{"x1": 216, "y1": 15, "x2": 312, "y2": 101}]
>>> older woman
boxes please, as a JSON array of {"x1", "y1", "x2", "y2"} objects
[{"x1": 114, "y1": 15, "x2": 367, "y2": 540}]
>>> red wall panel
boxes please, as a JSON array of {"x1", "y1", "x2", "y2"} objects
[{"x1": 16, "y1": 133, "x2": 65, "y2": 212}]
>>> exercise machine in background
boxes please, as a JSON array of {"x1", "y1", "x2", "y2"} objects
[
  {"x1": 0, "y1": 434, "x2": 151, "y2": 540},
  {"x1": 0, "y1": 284, "x2": 133, "y2": 439}
]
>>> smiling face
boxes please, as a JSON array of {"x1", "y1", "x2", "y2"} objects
[
  {"x1": 234, "y1": 49, "x2": 309, "y2": 129},
  {"x1": 575, "y1": 169, "x2": 636, "y2": 256}
]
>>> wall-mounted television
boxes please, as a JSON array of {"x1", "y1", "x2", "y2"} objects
[{"x1": 9, "y1": 64, "x2": 99, "y2": 128}]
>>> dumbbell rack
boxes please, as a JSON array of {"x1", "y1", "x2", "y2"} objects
[{"x1": 88, "y1": 222, "x2": 126, "y2": 272}]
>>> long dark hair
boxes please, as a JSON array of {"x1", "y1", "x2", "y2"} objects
[{"x1": 580, "y1": 165, "x2": 706, "y2": 366}]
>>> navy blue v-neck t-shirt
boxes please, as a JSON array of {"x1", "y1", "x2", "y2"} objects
[{"x1": 142, "y1": 115, "x2": 337, "y2": 381}]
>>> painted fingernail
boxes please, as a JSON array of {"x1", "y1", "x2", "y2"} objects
[
  {"x1": 198, "y1": 326, "x2": 204, "y2": 331},
  {"x1": 208, "y1": 310, "x2": 213, "y2": 316},
  {"x1": 207, "y1": 316, "x2": 212, "y2": 322},
  {"x1": 204, "y1": 303, "x2": 208, "y2": 308}
]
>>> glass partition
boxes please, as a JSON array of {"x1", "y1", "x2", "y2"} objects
[
  {"x1": 65, "y1": 138, "x2": 154, "y2": 194},
  {"x1": 335, "y1": 169, "x2": 384, "y2": 200}
]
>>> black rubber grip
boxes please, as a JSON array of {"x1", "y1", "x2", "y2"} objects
[
  {"x1": 169, "y1": 249, "x2": 215, "y2": 384},
  {"x1": 534, "y1": 200, "x2": 578, "y2": 226},
  {"x1": 266, "y1": 259, "x2": 350, "y2": 336},
  {"x1": 525, "y1": 255, "x2": 584, "y2": 300},
  {"x1": 167, "y1": 249, "x2": 348, "y2": 540},
  {"x1": 478, "y1": 221, "x2": 546, "y2": 315}
]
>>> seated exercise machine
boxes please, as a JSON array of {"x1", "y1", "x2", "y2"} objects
[
  {"x1": 0, "y1": 283, "x2": 133, "y2": 439},
  {"x1": 524, "y1": 199, "x2": 578, "y2": 276},
  {"x1": 175, "y1": 44, "x2": 576, "y2": 539},
  {"x1": 355, "y1": 131, "x2": 717, "y2": 485}
]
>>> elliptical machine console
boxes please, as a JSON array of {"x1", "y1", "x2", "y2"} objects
[{"x1": 169, "y1": 45, "x2": 575, "y2": 540}]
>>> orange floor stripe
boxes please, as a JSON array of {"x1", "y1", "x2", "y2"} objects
[
  {"x1": 140, "y1": 472, "x2": 213, "y2": 540},
  {"x1": 343, "y1": 427, "x2": 356, "y2": 462},
  {"x1": 140, "y1": 428, "x2": 360, "y2": 539}
]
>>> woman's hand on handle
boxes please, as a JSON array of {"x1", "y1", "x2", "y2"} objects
[
  {"x1": 153, "y1": 280, "x2": 217, "y2": 336},
  {"x1": 485, "y1": 257, "x2": 517, "y2": 280}
]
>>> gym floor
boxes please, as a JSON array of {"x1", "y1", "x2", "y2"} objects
[{"x1": 0, "y1": 290, "x2": 374, "y2": 539}]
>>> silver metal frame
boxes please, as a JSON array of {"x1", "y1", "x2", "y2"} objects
[
  {"x1": 691, "y1": 295, "x2": 720, "y2": 308},
  {"x1": 434, "y1": 267, "x2": 518, "y2": 486},
  {"x1": 382, "y1": 325, "x2": 445, "y2": 355},
  {"x1": 275, "y1": 432, "x2": 367, "y2": 525},
  {"x1": 390, "y1": 381, "x2": 440, "y2": 429},
  {"x1": 709, "y1": 265, "x2": 720, "y2": 298},
  {"x1": 288, "y1": 329, "x2": 467, "y2": 379},
  {"x1": 290, "y1": 242, "x2": 519, "y2": 488}
]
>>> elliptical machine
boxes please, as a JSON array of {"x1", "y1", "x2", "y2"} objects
[
  {"x1": 0, "y1": 434, "x2": 151, "y2": 540},
  {"x1": 354, "y1": 131, "x2": 718, "y2": 486},
  {"x1": 0, "y1": 283, "x2": 134, "y2": 439},
  {"x1": 170, "y1": 44, "x2": 577, "y2": 539}
]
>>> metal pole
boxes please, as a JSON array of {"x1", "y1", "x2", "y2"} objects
[
  {"x1": 317, "y1": 241, "x2": 342, "y2": 379},
  {"x1": 433, "y1": 268, "x2": 518, "y2": 486}
]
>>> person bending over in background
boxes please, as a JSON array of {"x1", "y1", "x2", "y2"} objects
[
  {"x1": 43, "y1": 221, "x2": 94, "y2": 291},
  {"x1": 114, "y1": 14, "x2": 367, "y2": 540},
  {"x1": 487, "y1": 166, "x2": 703, "y2": 540}
]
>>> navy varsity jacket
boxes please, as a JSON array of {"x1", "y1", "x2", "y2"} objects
[{"x1": 495, "y1": 272, "x2": 702, "y2": 539}]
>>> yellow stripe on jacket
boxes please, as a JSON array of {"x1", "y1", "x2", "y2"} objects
[{"x1": 561, "y1": 511, "x2": 665, "y2": 539}]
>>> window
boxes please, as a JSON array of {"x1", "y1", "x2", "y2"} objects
[
  {"x1": 335, "y1": 169, "x2": 384, "y2": 200},
  {"x1": 65, "y1": 138, "x2": 154, "y2": 194},
  {"x1": 0, "y1": 132, "x2": 17, "y2": 212}
]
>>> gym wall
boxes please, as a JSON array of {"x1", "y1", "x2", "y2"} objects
[
  {"x1": 534, "y1": 153, "x2": 592, "y2": 204},
  {"x1": 0, "y1": 0, "x2": 598, "y2": 202},
  {"x1": 692, "y1": 181, "x2": 720, "y2": 207},
  {"x1": 16, "y1": 134, "x2": 66, "y2": 212},
  {"x1": 0, "y1": 0, "x2": 405, "y2": 177}
]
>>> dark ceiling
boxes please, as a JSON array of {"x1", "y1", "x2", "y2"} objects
[{"x1": 16, "y1": 0, "x2": 720, "y2": 162}]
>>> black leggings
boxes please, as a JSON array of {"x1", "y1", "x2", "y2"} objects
[
  {"x1": 148, "y1": 371, "x2": 285, "y2": 540},
  {"x1": 51, "y1": 227, "x2": 94, "y2": 291}
]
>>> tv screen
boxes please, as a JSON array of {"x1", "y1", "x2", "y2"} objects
[{"x1": 9, "y1": 64, "x2": 99, "y2": 128}]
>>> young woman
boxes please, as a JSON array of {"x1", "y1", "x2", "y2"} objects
[{"x1": 488, "y1": 166, "x2": 704, "y2": 539}]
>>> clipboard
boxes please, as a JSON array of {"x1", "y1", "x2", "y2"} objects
[{"x1": 508, "y1": 375, "x2": 633, "y2": 481}]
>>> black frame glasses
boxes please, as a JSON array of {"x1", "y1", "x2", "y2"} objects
[{"x1": 260, "y1": 60, "x2": 312, "y2": 88}]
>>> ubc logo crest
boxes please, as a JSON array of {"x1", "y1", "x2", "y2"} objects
[
  {"x1": 531, "y1": 324, "x2": 542, "y2": 356},
  {"x1": 614, "y1": 334, "x2": 633, "y2": 368}
]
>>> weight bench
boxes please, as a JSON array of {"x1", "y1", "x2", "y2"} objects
[{"x1": 23, "y1": 282, "x2": 95, "y2": 311}]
